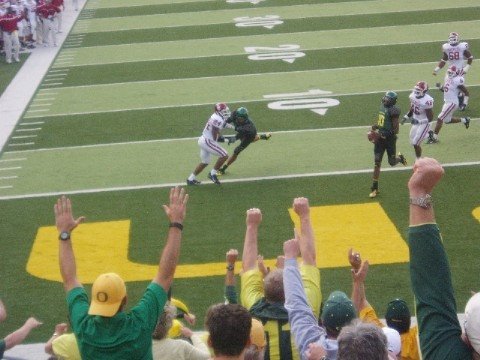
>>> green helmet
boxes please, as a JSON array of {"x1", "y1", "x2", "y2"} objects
[
  {"x1": 235, "y1": 107, "x2": 249, "y2": 119},
  {"x1": 382, "y1": 91, "x2": 398, "y2": 107}
]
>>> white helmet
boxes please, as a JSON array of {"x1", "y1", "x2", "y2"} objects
[
  {"x1": 447, "y1": 65, "x2": 459, "y2": 78},
  {"x1": 413, "y1": 81, "x2": 428, "y2": 98},
  {"x1": 448, "y1": 32, "x2": 459, "y2": 46},
  {"x1": 214, "y1": 103, "x2": 231, "y2": 120}
]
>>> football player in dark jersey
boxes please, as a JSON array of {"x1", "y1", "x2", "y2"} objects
[
  {"x1": 369, "y1": 91, "x2": 408, "y2": 198},
  {"x1": 218, "y1": 107, "x2": 271, "y2": 175}
]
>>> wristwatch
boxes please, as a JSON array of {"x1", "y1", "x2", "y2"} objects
[
  {"x1": 409, "y1": 194, "x2": 432, "y2": 209},
  {"x1": 59, "y1": 231, "x2": 71, "y2": 241},
  {"x1": 226, "y1": 264, "x2": 235, "y2": 271}
]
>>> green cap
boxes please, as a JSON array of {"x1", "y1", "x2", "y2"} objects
[
  {"x1": 321, "y1": 291, "x2": 356, "y2": 333},
  {"x1": 385, "y1": 299, "x2": 411, "y2": 334}
]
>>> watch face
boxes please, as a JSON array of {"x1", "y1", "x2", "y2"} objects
[{"x1": 60, "y1": 232, "x2": 70, "y2": 240}]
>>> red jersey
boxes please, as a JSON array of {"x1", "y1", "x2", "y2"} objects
[{"x1": 0, "y1": 13, "x2": 24, "y2": 33}]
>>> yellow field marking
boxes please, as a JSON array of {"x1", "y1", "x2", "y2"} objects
[
  {"x1": 27, "y1": 203, "x2": 409, "y2": 283},
  {"x1": 473, "y1": 207, "x2": 480, "y2": 222},
  {"x1": 289, "y1": 203, "x2": 409, "y2": 268}
]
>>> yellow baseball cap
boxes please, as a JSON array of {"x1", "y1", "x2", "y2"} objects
[{"x1": 88, "y1": 273, "x2": 126, "y2": 317}]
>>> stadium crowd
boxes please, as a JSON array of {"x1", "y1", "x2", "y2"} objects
[{"x1": 2, "y1": 157, "x2": 479, "y2": 360}]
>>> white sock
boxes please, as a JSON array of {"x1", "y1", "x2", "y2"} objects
[
  {"x1": 210, "y1": 169, "x2": 217, "y2": 176},
  {"x1": 188, "y1": 174, "x2": 195, "y2": 181}
]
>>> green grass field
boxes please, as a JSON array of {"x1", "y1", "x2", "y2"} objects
[{"x1": 0, "y1": 0, "x2": 479, "y2": 344}]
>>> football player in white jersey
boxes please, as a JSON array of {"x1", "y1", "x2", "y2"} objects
[
  {"x1": 186, "y1": 103, "x2": 232, "y2": 186},
  {"x1": 433, "y1": 32, "x2": 474, "y2": 110},
  {"x1": 402, "y1": 81, "x2": 433, "y2": 158},
  {"x1": 427, "y1": 65, "x2": 470, "y2": 144}
]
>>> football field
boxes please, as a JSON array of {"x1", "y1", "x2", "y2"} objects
[{"x1": 0, "y1": 0, "x2": 479, "y2": 342}]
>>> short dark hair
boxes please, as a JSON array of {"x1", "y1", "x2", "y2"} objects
[
  {"x1": 264, "y1": 269, "x2": 285, "y2": 303},
  {"x1": 206, "y1": 303, "x2": 252, "y2": 357},
  {"x1": 337, "y1": 319, "x2": 389, "y2": 360}
]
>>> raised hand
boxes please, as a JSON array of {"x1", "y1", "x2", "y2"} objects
[
  {"x1": 163, "y1": 187, "x2": 188, "y2": 223},
  {"x1": 54, "y1": 196, "x2": 85, "y2": 233}
]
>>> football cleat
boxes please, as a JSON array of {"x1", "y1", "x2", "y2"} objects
[
  {"x1": 426, "y1": 130, "x2": 439, "y2": 144},
  {"x1": 398, "y1": 153, "x2": 407, "y2": 166},
  {"x1": 464, "y1": 117, "x2": 470, "y2": 129},
  {"x1": 208, "y1": 173, "x2": 221, "y2": 185},
  {"x1": 186, "y1": 178, "x2": 201, "y2": 186},
  {"x1": 369, "y1": 189, "x2": 379, "y2": 198},
  {"x1": 260, "y1": 133, "x2": 272, "y2": 140}
]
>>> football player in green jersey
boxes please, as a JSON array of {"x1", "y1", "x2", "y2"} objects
[
  {"x1": 218, "y1": 107, "x2": 271, "y2": 175},
  {"x1": 369, "y1": 91, "x2": 408, "y2": 198}
]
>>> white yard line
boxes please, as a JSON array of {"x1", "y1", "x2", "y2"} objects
[{"x1": 0, "y1": 160, "x2": 477, "y2": 201}]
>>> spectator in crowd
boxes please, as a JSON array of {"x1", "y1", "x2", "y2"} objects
[
  {"x1": 283, "y1": 196, "x2": 356, "y2": 360},
  {"x1": 432, "y1": 32, "x2": 473, "y2": 110},
  {"x1": 241, "y1": 198, "x2": 322, "y2": 359},
  {"x1": 205, "y1": 303, "x2": 252, "y2": 360},
  {"x1": 218, "y1": 107, "x2": 271, "y2": 175},
  {"x1": 187, "y1": 103, "x2": 231, "y2": 186},
  {"x1": 427, "y1": 66, "x2": 470, "y2": 144},
  {"x1": 336, "y1": 319, "x2": 392, "y2": 360},
  {"x1": 407, "y1": 157, "x2": 480, "y2": 359},
  {"x1": 244, "y1": 318, "x2": 267, "y2": 360},
  {"x1": 44, "y1": 322, "x2": 80, "y2": 360},
  {"x1": 401, "y1": 81, "x2": 434, "y2": 159},
  {"x1": 0, "y1": 6, "x2": 24, "y2": 63},
  {"x1": 0, "y1": 316, "x2": 43, "y2": 358},
  {"x1": 382, "y1": 327, "x2": 401, "y2": 359},
  {"x1": 222, "y1": 249, "x2": 267, "y2": 360},
  {"x1": 151, "y1": 303, "x2": 210, "y2": 359},
  {"x1": 54, "y1": 186, "x2": 188, "y2": 359},
  {"x1": 367, "y1": 91, "x2": 407, "y2": 198},
  {"x1": 348, "y1": 249, "x2": 420, "y2": 360}
]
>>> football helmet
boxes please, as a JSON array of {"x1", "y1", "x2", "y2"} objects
[
  {"x1": 382, "y1": 91, "x2": 398, "y2": 107},
  {"x1": 214, "y1": 103, "x2": 231, "y2": 120},
  {"x1": 414, "y1": 81, "x2": 429, "y2": 98},
  {"x1": 235, "y1": 107, "x2": 249, "y2": 120},
  {"x1": 447, "y1": 65, "x2": 459, "y2": 78},
  {"x1": 448, "y1": 32, "x2": 459, "y2": 46}
]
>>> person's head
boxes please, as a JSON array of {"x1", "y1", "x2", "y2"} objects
[
  {"x1": 382, "y1": 91, "x2": 397, "y2": 107},
  {"x1": 337, "y1": 319, "x2": 389, "y2": 360},
  {"x1": 234, "y1": 107, "x2": 249, "y2": 124},
  {"x1": 264, "y1": 269, "x2": 284, "y2": 303},
  {"x1": 413, "y1": 81, "x2": 428, "y2": 98},
  {"x1": 382, "y1": 327, "x2": 401, "y2": 358},
  {"x1": 385, "y1": 299, "x2": 411, "y2": 334},
  {"x1": 152, "y1": 304, "x2": 176, "y2": 340},
  {"x1": 448, "y1": 32, "x2": 459, "y2": 46},
  {"x1": 447, "y1": 65, "x2": 459, "y2": 78},
  {"x1": 214, "y1": 102, "x2": 231, "y2": 120},
  {"x1": 463, "y1": 292, "x2": 480, "y2": 356},
  {"x1": 88, "y1": 273, "x2": 127, "y2": 317},
  {"x1": 206, "y1": 303, "x2": 252, "y2": 357},
  {"x1": 320, "y1": 291, "x2": 356, "y2": 338},
  {"x1": 244, "y1": 319, "x2": 266, "y2": 360}
]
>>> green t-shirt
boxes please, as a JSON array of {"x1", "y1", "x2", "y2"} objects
[
  {"x1": 409, "y1": 224, "x2": 472, "y2": 359},
  {"x1": 67, "y1": 282, "x2": 167, "y2": 360}
]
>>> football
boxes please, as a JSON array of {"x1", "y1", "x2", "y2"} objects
[{"x1": 367, "y1": 130, "x2": 380, "y2": 143}]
